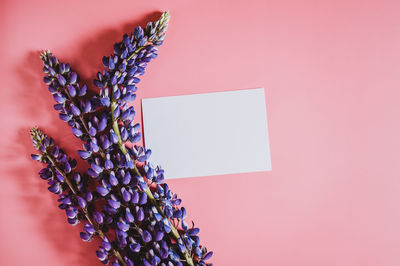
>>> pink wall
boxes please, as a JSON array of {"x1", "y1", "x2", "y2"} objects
[{"x1": 1, "y1": 0, "x2": 400, "y2": 265}]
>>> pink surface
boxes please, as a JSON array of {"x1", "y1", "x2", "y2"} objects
[{"x1": 1, "y1": 0, "x2": 400, "y2": 265}]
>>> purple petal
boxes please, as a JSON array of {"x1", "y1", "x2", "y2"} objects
[
  {"x1": 109, "y1": 171, "x2": 118, "y2": 186},
  {"x1": 203, "y1": 251, "x2": 213, "y2": 261},
  {"x1": 70, "y1": 104, "x2": 81, "y2": 116},
  {"x1": 142, "y1": 230, "x2": 152, "y2": 243},
  {"x1": 69, "y1": 72, "x2": 78, "y2": 84},
  {"x1": 121, "y1": 187, "x2": 131, "y2": 202},
  {"x1": 108, "y1": 199, "x2": 120, "y2": 209},
  {"x1": 72, "y1": 127, "x2": 83, "y2": 137},
  {"x1": 125, "y1": 208, "x2": 135, "y2": 223},
  {"x1": 67, "y1": 84, "x2": 76, "y2": 97},
  {"x1": 57, "y1": 74, "x2": 66, "y2": 86},
  {"x1": 78, "y1": 84, "x2": 87, "y2": 96},
  {"x1": 93, "y1": 212, "x2": 104, "y2": 224},
  {"x1": 77, "y1": 196, "x2": 87, "y2": 209},
  {"x1": 77, "y1": 150, "x2": 91, "y2": 159},
  {"x1": 105, "y1": 159, "x2": 113, "y2": 170},
  {"x1": 97, "y1": 186, "x2": 109, "y2": 196}
]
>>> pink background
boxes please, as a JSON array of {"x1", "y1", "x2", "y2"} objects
[{"x1": 1, "y1": 0, "x2": 400, "y2": 265}]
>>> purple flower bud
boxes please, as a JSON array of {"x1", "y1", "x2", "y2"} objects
[
  {"x1": 163, "y1": 218, "x2": 172, "y2": 233},
  {"x1": 131, "y1": 190, "x2": 139, "y2": 204},
  {"x1": 98, "y1": 116, "x2": 107, "y2": 131},
  {"x1": 53, "y1": 94, "x2": 67, "y2": 105},
  {"x1": 77, "y1": 150, "x2": 91, "y2": 159},
  {"x1": 203, "y1": 251, "x2": 213, "y2": 261},
  {"x1": 155, "y1": 231, "x2": 164, "y2": 241},
  {"x1": 97, "y1": 186, "x2": 109, "y2": 196},
  {"x1": 109, "y1": 171, "x2": 118, "y2": 186},
  {"x1": 94, "y1": 79, "x2": 105, "y2": 88},
  {"x1": 100, "y1": 97, "x2": 110, "y2": 107},
  {"x1": 55, "y1": 171, "x2": 65, "y2": 182},
  {"x1": 181, "y1": 207, "x2": 187, "y2": 219},
  {"x1": 125, "y1": 208, "x2": 135, "y2": 223},
  {"x1": 113, "y1": 106, "x2": 120, "y2": 117},
  {"x1": 67, "y1": 84, "x2": 76, "y2": 97},
  {"x1": 69, "y1": 72, "x2": 78, "y2": 84},
  {"x1": 53, "y1": 103, "x2": 64, "y2": 111},
  {"x1": 59, "y1": 113, "x2": 72, "y2": 122},
  {"x1": 117, "y1": 221, "x2": 130, "y2": 232},
  {"x1": 96, "y1": 250, "x2": 107, "y2": 261},
  {"x1": 85, "y1": 191, "x2": 93, "y2": 202},
  {"x1": 66, "y1": 207, "x2": 78, "y2": 218},
  {"x1": 89, "y1": 139, "x2": 99, "y2": 152},
  {"x1": 83, "y1": 99, "x2": 91, "y2": 113},
  {"x1": 64, "y1": 161, "x2": 71, "y2": 173},
  {"x1": 102, "y1": 239, "x2": 112, "y2": 251},
  {"x1": 88, "y1": 169, "x2": 98, "y2": 178},
  {"x1": 93, "y1": 212, "x2": 104, "y2": 224},
  {"x1": 139, "y1": 192, "x2": 147, "y2": 205},
  {"x1": 91, "y1": 163, "x2": 103, "y2": 174},
  {"x1": 89, "y1": 125, "x2": 97, "y2": 137},
  {"x1": 110, "y1": 129, "x2": 119, "y2": 144},
  {"x1": 187, "y1": 227, "x2": 200, "y2": 236},
  {"x1": 139, "y1": 181, "x2": 148, "y2": 191},
  {"x1": 173, "y1": 209, "x2": 182, "y2": 219},
  {"x1": 121, "y1": 187, "x2": 131, "y2": 202},
  {"x1": 68, "y1": 218, "x2": 79, "y2": 225},
  {"x1": 57, "y1": 74, "x2": 66, "y2": 86},
  {"x1": 113, "y1": 88, "x2": 121, "y2": 99},
  {"x1": 111, "y1": 75, "x2": 117, "y2": 85},
  {"x1": 48, "y1": 182, "x2": 61, "y2": 194},
  {"x1": 105, "y1": 158, "x2": 113, "y2": 170},
  {"x1": 136, "y1": 207, "x2": 144, "y2": 221},
  {"x1": 70, "y1": 104, "x2": 81, "y2": 116},
  {"x1": 80, "y1": 232, "x2": 91, "y2": 241},
  {"x1": 60, "y1": 197, "x2": 71, "y2": 205},
  {"x1": 129, "y1": 243, "x2": 140, "y2": 253},
  {"x1": 77, "y1": 196, "x2": 87, "y2": 209},
  {"x1": 100, "y1": 135, "x2": 111, "y2": 150},
  {"x1": 123, "y1": 172, "x2": 131, "y2": 185},
  {"x1": 151, "y1": 256, "x2": 161, "y2": 265},
  {"x1": 131, "y1": 133, "x2": 141, "y2": 143},
  {"x1": 78, "y1": 84, "x2": 87, "y2": 96},
  {"x1": 122, "y1": 93, "x2": 136, "y2": 103},
  {"x1": 31, "y1": 154, "x2": 42, "y2": 161},
  {"x1": 72, "y1": 127, "x2": 83, "y2": 137},
  {"x1": 108, "y1": 199, "x2": 120, "y2": 209},
  {"x1": 121, "y1": 127, "x2": 128, "y2": 141},
  {"x1": 142, "y1": 230, "x2": 152, "y2": 243},
  {"x1": 84, "y1": 223, "x2": 95, "y2": 234},
  {"x1": 73, "y1": 173, "x2": 81, "y2": 184},
  {"x1": 106, "y1": 60, "x2": 114, "y2": 71},
  {"x1": 58, "y1": 63, "x2": 66, "y2": 73}
]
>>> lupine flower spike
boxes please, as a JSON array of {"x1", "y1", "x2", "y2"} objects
[{"x1": 31, "y1": 11, "x2": 212, "y2": 266}]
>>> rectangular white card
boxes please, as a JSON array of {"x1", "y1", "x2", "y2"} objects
[{"x1": 141, "y1": 88, "x2": 272, "y2": 179}]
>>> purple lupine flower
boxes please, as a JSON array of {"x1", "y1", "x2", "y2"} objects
[{"x1": 32, "y1": 11, "x2": 213, "y2": 266}]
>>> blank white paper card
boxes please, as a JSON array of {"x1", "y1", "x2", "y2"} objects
[{"x1": 141, "y1": 88, "x2": 272, "y2": 179}]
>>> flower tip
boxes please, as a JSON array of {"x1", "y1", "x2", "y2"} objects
[
  {"x1": 39, "y1": 49, "x2": 52, "y2": 61},
  {"x1": 30, "y1": 127, "x2": 45, "y2": 150}
]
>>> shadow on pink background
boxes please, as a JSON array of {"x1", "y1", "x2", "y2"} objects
[{"x1": 1, "y1": 0, "x2": 400, "y2": 265}]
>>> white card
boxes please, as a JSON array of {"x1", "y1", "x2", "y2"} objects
[{"x1": 141, "y1": 88, "x2": 272, "y2": 179}]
